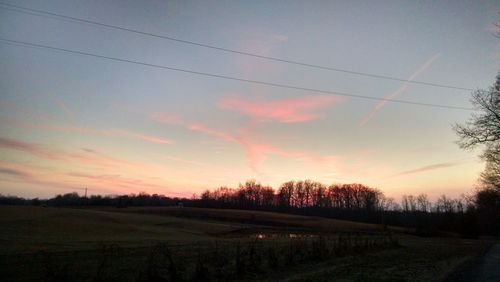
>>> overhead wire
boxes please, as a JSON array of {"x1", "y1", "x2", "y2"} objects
[
  {"x1": 0, "y1": 2, "x2": 474, "y2": 92},
  {"x1": 0, "y1": 38, "x2": 475, "y2": 111}
]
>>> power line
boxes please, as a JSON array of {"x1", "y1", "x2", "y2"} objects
[
  {"x1": 0, "y1": 2, "x2": 473, "y2": 92},
  {"x1": 0, "y1": 38, "x2": 474, "y2": 111}
]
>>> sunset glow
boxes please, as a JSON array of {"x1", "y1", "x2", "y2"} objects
[{"x1": 0, "y1": 1, "x2": 498, "y2": 200}]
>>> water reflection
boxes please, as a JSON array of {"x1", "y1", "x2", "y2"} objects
[{"x1": 252, "y1": 233, "x2": 318, "y2": 239}]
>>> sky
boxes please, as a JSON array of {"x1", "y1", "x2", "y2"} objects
[{"x1": 0, "y1": 0, "x2": 499, "y2": 200}]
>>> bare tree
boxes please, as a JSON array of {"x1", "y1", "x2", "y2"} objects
[
  {"x1": 481, "y1": 141, "x2": 500, "y2": 188},
  {"x1": 435, "y1": 195, "x2": 455, "y2": 213},
  {"x1": 278, "y1": 181, "x2": 294, "y2": 208},
  {"x1": 454, "y1": 75, "x2": 500, "y2": 148},
  {"x1": 416, "y1": 194, "x2": 430, "y2": 212},
  {"x1": 401, "y1": 195, "x2": 417, "y2": 212},
  {"x1": 454, "y1": 74, "x2": 500, "y2": 188}
]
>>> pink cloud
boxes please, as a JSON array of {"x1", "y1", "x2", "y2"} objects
[
  {"x1": 153, "y1": 112, "x2": 279, "y2": 171},
  {"x1": 271, "y1": 34, "x2": 288, "y2": 42},
  {"x1": 188, "y1": 123, "x2": 236, "y2": 142},
  {"x1": 151, "y1": 112, "x2": 236, "y2": 142},
  {"x1": 67, "y1": 148, "x2": 173, "y2": 173},
  {"x1": 0, "y1": 161, "x2": 111, "y2": 193},
  {"x1": 360, "y1": 53, "x2": 441, "y2": 125},
  {"x1": 0, "y1": 116, "x2": 172, "y2": 145},
  {"x1": 100, "y1": 129, "x2": 172, "y2": 144},
  {"x1": 300, "y1": 155, "x2": 341, "y2": 167},
  {"x1": 53, "y1": 97, "x2": 75, "y2": 120},
  {"x1": 236, "y1": 140, "x2": 299, "y2": 172},
  {"x1": 0, "y1": 161, "x2": 155, "y2": 195},
  {"x1": 54, "y1": 126, "x2": 172, "y2": 145},
  {"x1": 0, "y1": 140, "x2": 215, "y2": 196},
  {"x1": 0, "y1": 137, "x2": 168, "y2": 173},
  {"x1": 150, "y1": 112, "x2": 183, "y2": 124},
  {"x1": 0, "y1": 165, "x2": 34, "y2": 179},
  {"x1": 67, "y1": 149, "x2": 143, "y2": 170},
  {"x1": 0, "y1": 138, "x2": 193, "y2": 195},
  {"x1": 0, "y1": 137, "x2": 61, "y2": 160},
  {"x1": 152, "y1": 112, "x2": 341, "y2": 173},
  {"x1": 162, "y1": 155, "x2": 213, "y2": 168},
  {"x1": 238, "y1": 140, "x2": 340, "y2": 174},
  {"x1": 66, "y1": 172, "x2": 169, "y2": 193},
  {"x1": 389, "y1": 161, "x2": 463, "y2": 178},
  {"x1": 219, "y1": 95, "x2": 342, "y2": 123}
]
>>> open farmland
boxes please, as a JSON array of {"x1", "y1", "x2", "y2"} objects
[{"x1": 0, "y1": 205, "x2": 492, "y2": 281}]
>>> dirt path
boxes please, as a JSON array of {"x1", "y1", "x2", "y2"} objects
[
  {"x1": 447, "y1": 244, "x2": 500, "y2": 282},
  {"x1": 475, "y1": 244, "x2": 500, "y2": 281}
]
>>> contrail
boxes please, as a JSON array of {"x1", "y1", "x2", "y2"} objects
[{"x1": 360, "y1": 53, "x2": 441, "y2": 126}]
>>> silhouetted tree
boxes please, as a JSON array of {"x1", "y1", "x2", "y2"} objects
[
  {"x1": 453, "y1": 73, "x2": 500, "y2": 235},
  {"x1": 1, "y1": 179, "x2": 490, "y2": 236},
  {"x1": 416, "y1": 194, "x2": 430, "y2": 212},
  {"x1": 454, "y1": 73, "x2": 500, "y2": 189},
  {"x1": 278, "y1": 181, "x2": 294, "y2": 209},
  {"x1": 474, "y1": 187, "x2": 500, "y2": 235}
]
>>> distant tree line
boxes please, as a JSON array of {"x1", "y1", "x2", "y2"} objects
[
  {"x1": 1, "y1": 179, "x2": 498, "y2": 237},
  {"x1": 0, "y1": 192, "x2": 183, "y2": 207},
  {"x1": 195, "y1": 180, "x2": 497, "y2": 237},
  {"x1": 200, "y1": 181, "x2": 382, "y2": 211}
]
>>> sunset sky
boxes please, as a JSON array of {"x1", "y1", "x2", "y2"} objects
[{"x1": 0, "y1": 0, "x2": 499, "y2": 199}]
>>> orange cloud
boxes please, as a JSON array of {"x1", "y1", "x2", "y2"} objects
[
  {"x1": 360, "y1": 53, "x2": 441, "y2": 125},
  {"x1": 219, "y1": 95, "x2": 342, "y2": 123}
]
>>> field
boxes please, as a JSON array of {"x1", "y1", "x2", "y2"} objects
[{"x1": 0, "y1": 206, "x2": 490, "y2": 281}]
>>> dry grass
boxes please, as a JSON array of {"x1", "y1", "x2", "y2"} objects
[
  {"x1": 268, "y1": 235, "x2": 489, "y2": 282},
  {"x1": 0, "y1": 206, "x2": 238, "y2": 254},
  {"x1": 100, "y1": 206, "x2": 383, "y2": 233},
  {"x1": 0, "y1": 205, "x2": 490, "y2": 281}
]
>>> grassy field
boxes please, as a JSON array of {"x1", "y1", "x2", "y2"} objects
[{"x1": 0, "y1": 205, "x2": 491, "y2": 281}]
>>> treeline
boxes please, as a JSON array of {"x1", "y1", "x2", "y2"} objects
[
  {"x1": 1, "y1": 179, "x2": 498, "y2": 236},
  {"x1": 0, "y1": 192, "x2": 184, "y2": 207},
  {"x1": 200, "y1": 181, "x2": 382, "y2": 211},
  {"x1": 198, "y1": 181, "x2": 477, "y2": 214},
  {"x1": 195, "y1": 180, "x2": 492, "y2": 237}
]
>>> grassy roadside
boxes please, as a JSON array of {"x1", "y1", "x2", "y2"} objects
[{"x1": 263, "y1": 236, "x2": 490, "y2": 281}]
